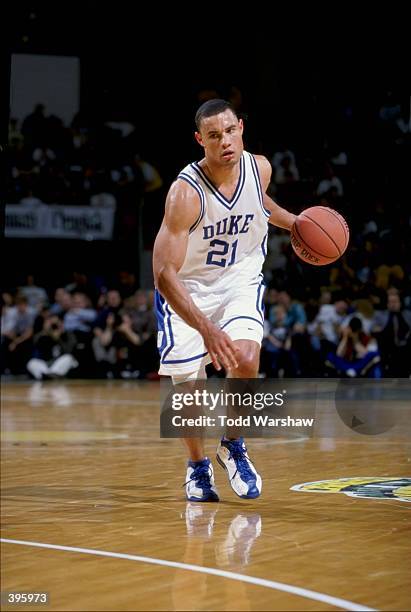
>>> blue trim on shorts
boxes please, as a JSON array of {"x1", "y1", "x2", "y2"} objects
[
  {"x1": 163, "y1": 351, "x2": 209, "y2": 364},
  {"x1": 157, "y1": 298, "x2": 209, "y2": 364},
  {"x1": 261, "y1": 233, "x2": 268, "y2": 257},
  {"x1": 256, "y1": 276, "x2": 266, "y2": 322},
  {"x1": 221, "y1": 315, "x2": 264, "y2": 330},
  {"x1": 161, "y1": 304, "x2": 175, "y2": 362},
  {"x1": 156, "y1": 284, "x2": 265, "y2": 368},
  {"x1": 155, "y1": 290, "x2": 168, "y2": 355}
]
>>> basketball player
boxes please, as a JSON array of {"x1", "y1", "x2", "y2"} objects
[{"x1": 153, "y1": 99, "x2": 296, "y2": 502}]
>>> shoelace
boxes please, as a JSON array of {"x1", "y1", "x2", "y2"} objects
[
  {"x1": 184, "y1": 464, "x2": 213, "y2": 490},
  {"x1": 228, "y1": 441, "x2": 256, "y2": 482}
]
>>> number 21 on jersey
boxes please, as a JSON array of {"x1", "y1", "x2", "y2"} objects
[{"x1": 206, "y1": 239, "x2": 238, "y2": 268}]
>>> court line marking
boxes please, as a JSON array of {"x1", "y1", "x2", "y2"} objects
[{"x1": 1, "y1": 538, "x2": 376, "y2": 611}]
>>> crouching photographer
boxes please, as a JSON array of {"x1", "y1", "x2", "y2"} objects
[{"x1": 27, "y1": 315, "x2": 79, "y2": 380}]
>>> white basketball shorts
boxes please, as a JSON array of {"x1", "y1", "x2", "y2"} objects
[{"x1": 155, "y1": 277, "x2": 266, "y2": 376}]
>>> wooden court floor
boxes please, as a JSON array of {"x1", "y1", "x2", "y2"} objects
[{"x1": 1, "y1": 380, "x2": 410, "y2": 611}]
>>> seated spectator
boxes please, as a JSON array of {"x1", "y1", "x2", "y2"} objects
[
  {"x1": 341, "y1": 299, "x2": 377, "y2": 335},
  {"x1": 63, "y1": 292, "x2": 96, "y2": 334},
  {"x1": 19, "y1": 274, "x2": 49, "y2": 311},
  {"x1": 94, "y1": 289, "x2": 123, "y2": 329},
  {"x1": 27, "y1": 315, "x2": 78, "y2": 380},
  {"x1": 1, "y1": 295, "x2": 36, "y2": 374},
  {"x1": 63, "y1": 292, "x2": 97, "y2": 375},
  {"x1": 121, "y1": 290, "x2": 158, "y2": 378},
  {"x1": 326, "y1": 317, "x2": 381, "y2": 378},
  {"x1": 273, "y1": 291, "x2": 307, "y2": 332},
  {"x1": 308, "y1": 303, "x2": 341, "y2": 351},
  {"x1": 261, "y1": 304, "x2": 298, "y2": 377},
  {"x1": 372, "y1": 291, "x2": 411, "y2": 377},
  {"x1": 92, "y1": 311, "x2": 144, "y2": 379}
]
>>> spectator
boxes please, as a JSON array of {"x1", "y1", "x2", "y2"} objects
[
  {"x1": 261, "y1": 304, "x2": 298, "y2": 377},
  {"x1": 341, "y1": 299, "x2": 377, "y2": 335},
  {"x1": 122, "y1": 290, "x2": 158, "y2": 377},
  {"x1": 273, "y1": 291, "x2": 307, "y2": 332},
  {"x1": 63, "y1": 292, "x2": 96, "y2": 334},
  {"x1": 63, "y1": 292, "x2": 97, "y2": 375},
  {"x1": 326, "y1": 317, "x2": 381, "y2": 378},
  {"x1": 49, "y1": 289, "x2": 73, "y2": 317},
  {"x1": 19, "y1": 275, "x2": 49, "y2": 310},
  {"x1": 1, "y1": 295, "x2": 36, "y2": 374},
  {"x1": 268, "y1": 292, "x2": 307, "y2": 375},
  {"x1": 373, "y1": 292, "x2": 411, "y2": 377},
  {"x1": 26, "y1": 315, "x2": 79, "y2": 380}
]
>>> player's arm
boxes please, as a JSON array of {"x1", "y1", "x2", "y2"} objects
[
  {"x1": 153, "y1": 180, "x2": 238, "y2": 371},
  {"x1": 254, "y1": 155, "x2": 296, "y2": 230}
]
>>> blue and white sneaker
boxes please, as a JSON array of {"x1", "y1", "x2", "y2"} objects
[
  {"x1": 216, "y1": 438, "x2": 262, "y2": 499},
  {"x1": 184, "y1": 457, "x2": 219, "y2": 502}
]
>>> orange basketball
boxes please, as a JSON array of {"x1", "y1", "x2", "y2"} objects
[{"x1": 290, "y1": 206, "x2": 349, "y2": 266}]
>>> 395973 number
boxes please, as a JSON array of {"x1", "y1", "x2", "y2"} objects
[{"x1": 4, "y1": 592, "x2": 49, "y2": 605}]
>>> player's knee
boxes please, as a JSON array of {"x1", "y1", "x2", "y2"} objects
[{"x1": 232, "y1": 350, "x2": 259, "y2": 377}]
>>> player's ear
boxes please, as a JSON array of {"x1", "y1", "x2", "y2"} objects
[
  {"x1": 239, "y1": 118, "x2": 244, "y2": 134},
  {"x1": 194, "y1": 131, "x2": 204, "y2": 148}
]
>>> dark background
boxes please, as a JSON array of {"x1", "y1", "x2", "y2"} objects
[{"x1": 3, "y1": 5, "x2": 409, "y2": 287}]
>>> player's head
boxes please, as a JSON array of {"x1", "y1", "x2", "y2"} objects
[{"x1": 194, "y1": 99, "x2": 243, "y2": 167}]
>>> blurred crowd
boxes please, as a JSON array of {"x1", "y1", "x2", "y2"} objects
[
  {"x1": 3, "y1": 89, "x2": 411, "y2": 379},
  {"x1": 7, "y1": 103, "x2": 164, "y2": 245},
  {"x1": 2, "y1": 272, "x2": 410, "y2": 380},
  {"x1": 1, "y1": 274, "x2": 158, "y2": 381}
]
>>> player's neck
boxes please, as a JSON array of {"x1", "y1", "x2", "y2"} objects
[{"x1": 200, "y1": 158, "x2": 240, "y2": 187}]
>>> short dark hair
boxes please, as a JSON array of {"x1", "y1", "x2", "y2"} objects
[{"x1": 195, "y1": 99, "x2": 238, "y2": 131}]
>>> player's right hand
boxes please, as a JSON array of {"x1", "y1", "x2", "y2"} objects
[{"x1": 202, "y1": 323, "x2": 239, "y2": 372}]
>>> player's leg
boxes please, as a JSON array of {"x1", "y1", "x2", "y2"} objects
[
  {"x1": 172, "y1": 368, "x2": 207, "y2": 462},
  {"x1": 215, "y1": 286, "x2": 265, "y2": 499},
  {"x1": 227, "y1": 339, "x2": 260, "y2": 378},
  {"x1": 155, "y1": 289, "x2": 220, "y2": 501},
  {"x1": 215, "y1": 343, "x2": 263, "y2": 499},
  {"x1": 173, "y1": 367, "x2": 219, "y2": 502}
]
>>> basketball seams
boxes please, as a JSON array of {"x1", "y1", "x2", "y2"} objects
[
  {"x1": 300, "y1": 212, "x2": 342, "y2": 257},
  {"x1": 292, "y1": 222, "x2": 336, "y2": 260},
  {"x1": 316, "y1": 206, "x2": 350, "y2": 251}
]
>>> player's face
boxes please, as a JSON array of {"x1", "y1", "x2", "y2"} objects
[{"x1": 195, "y1": 110, "x2": 244, "y2": 166}]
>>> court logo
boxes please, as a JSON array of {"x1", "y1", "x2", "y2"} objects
[{"x1": 291, "y1": 477, "x2": 411, "y2": 502}]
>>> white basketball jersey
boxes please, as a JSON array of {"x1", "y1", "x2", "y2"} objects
[{"x1": 176, "y1": 151, "x2": 270, "y2": 293}]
